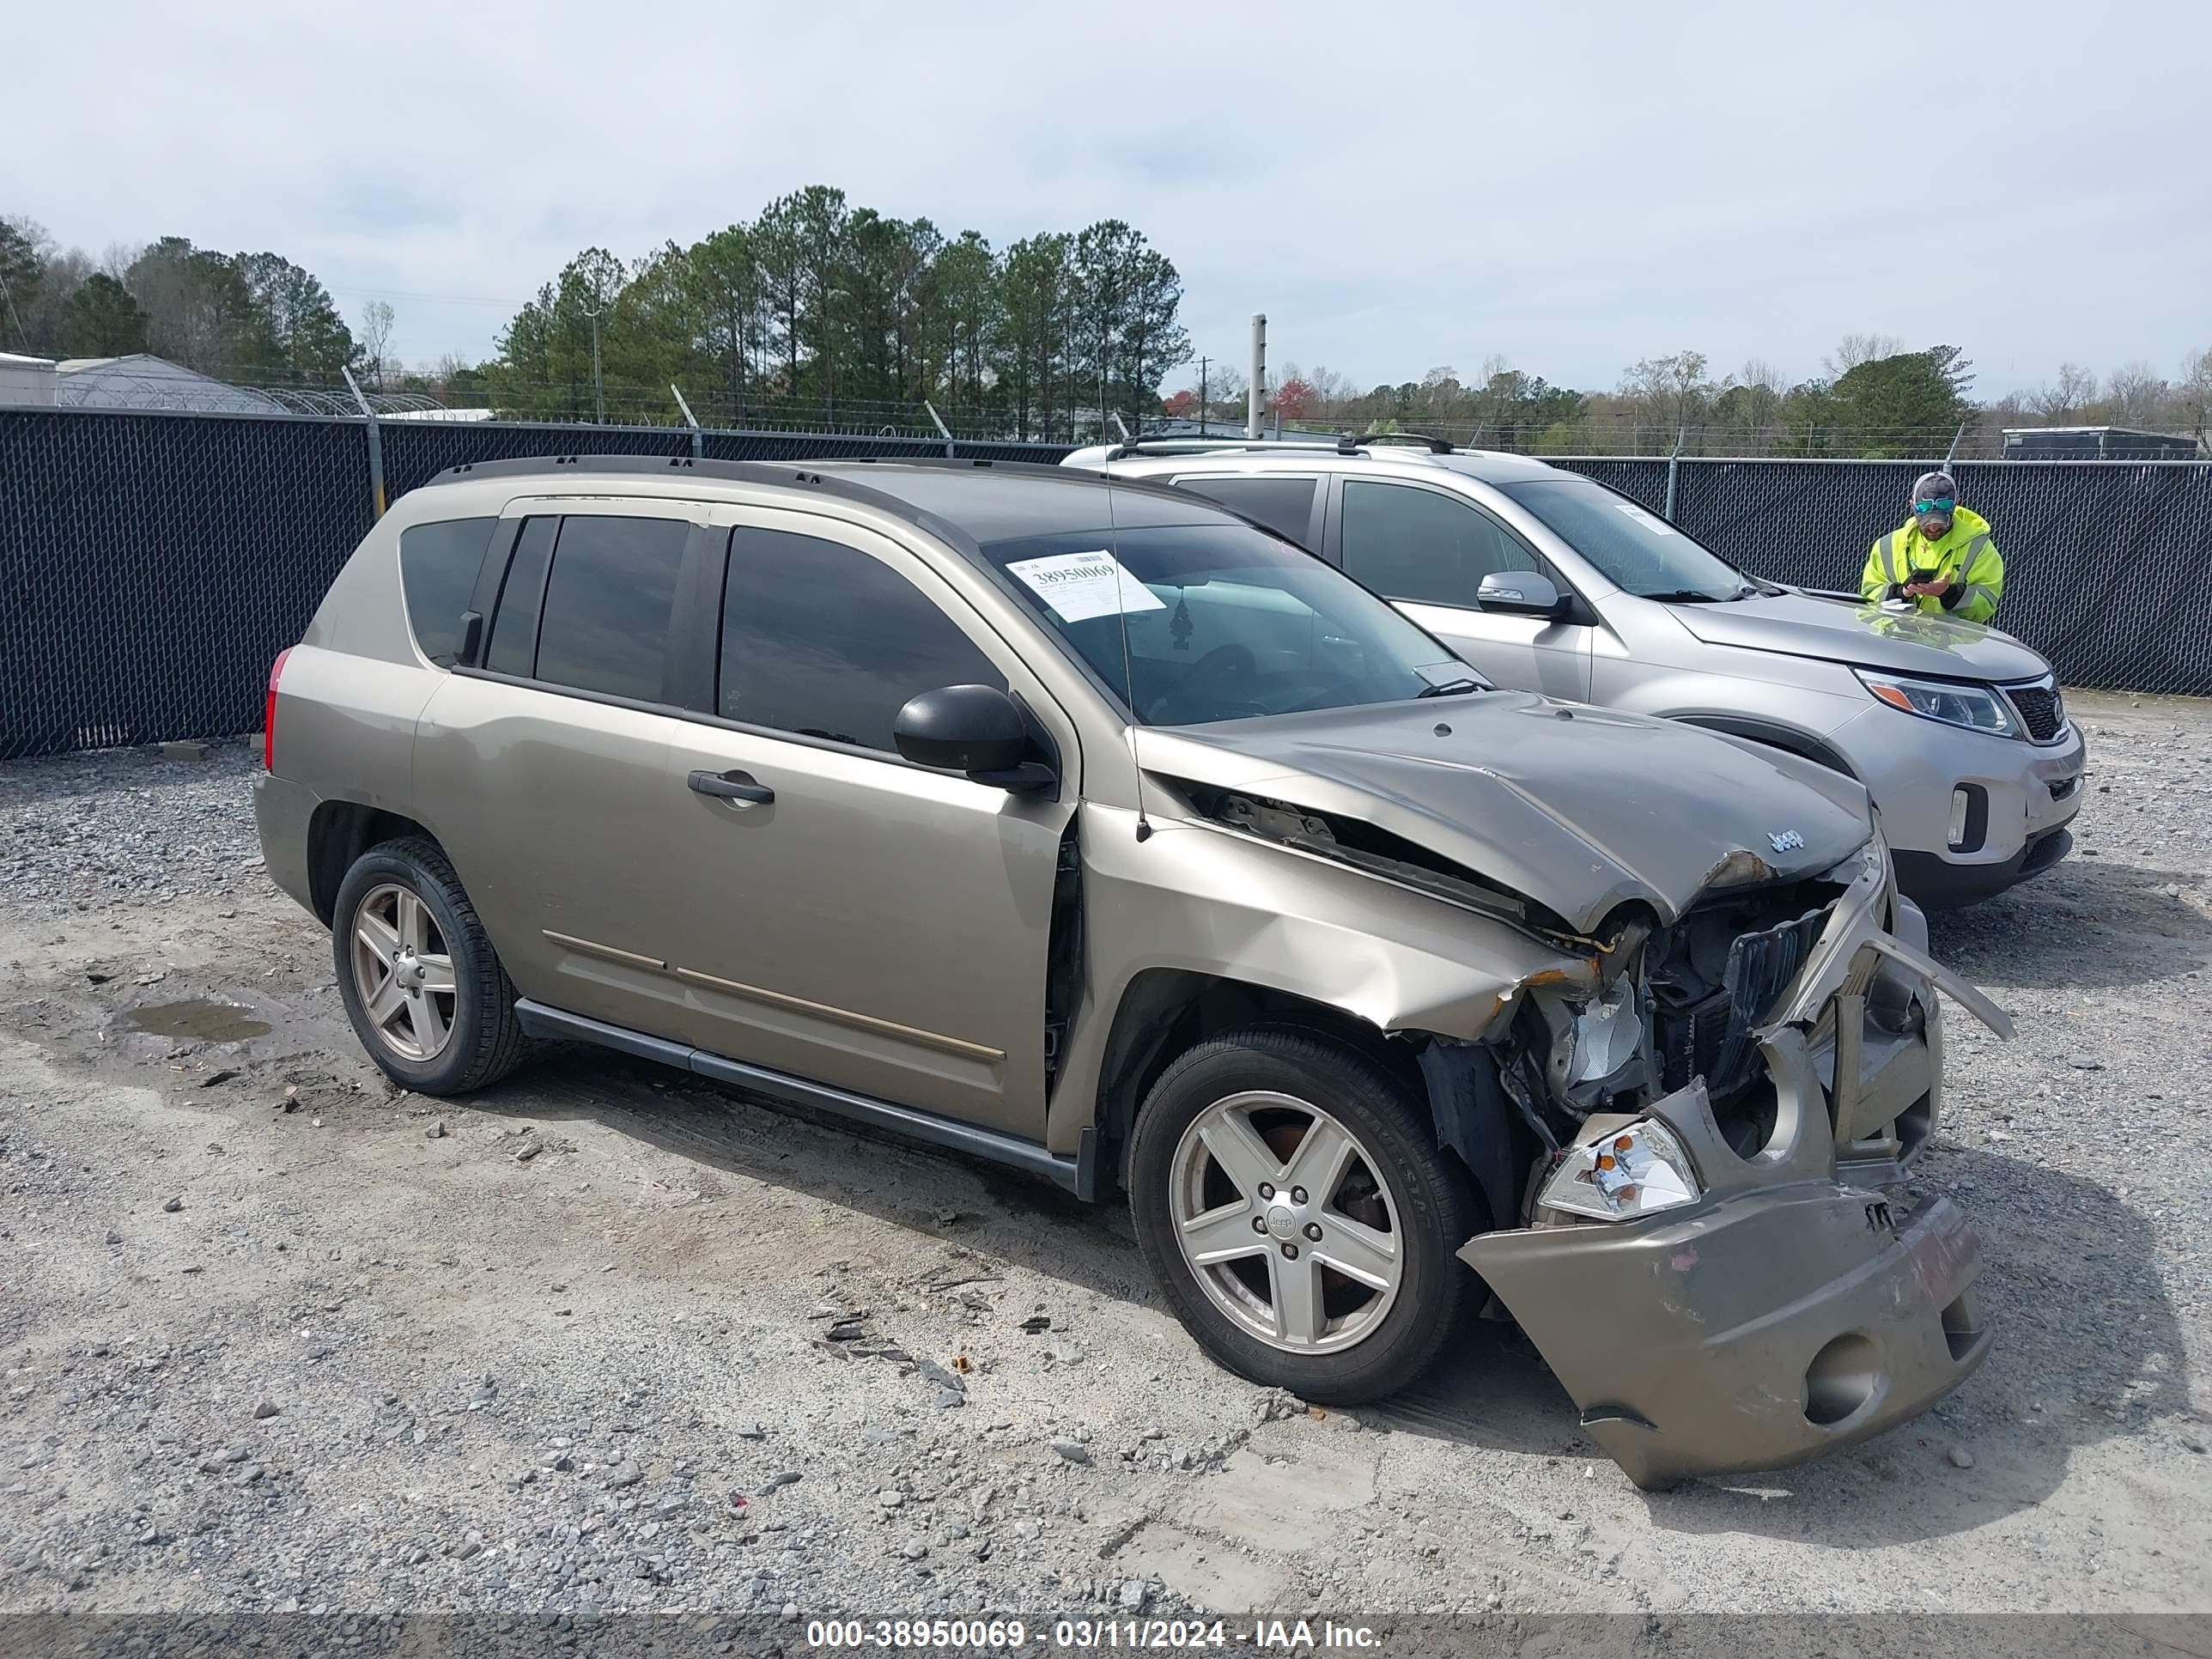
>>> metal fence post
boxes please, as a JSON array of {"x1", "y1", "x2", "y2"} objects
[
  {"x1": 341, "y1": 368, "x2": 386, "y2": 519},
  {"x1": 1663, "y1": 427, "x2": 1685, "y2": 521},
  {"x1": 672, "y1": 384, "x2": 703, "y2": 459},
  {"x1": 1944, "y1": 422, "x2": 1966, "y2": 467},
  {"x1": 924, "y1": 400, "x2": 957, "y2": 460}
]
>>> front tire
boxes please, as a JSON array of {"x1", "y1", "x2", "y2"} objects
[
  {"x1": 331, "y1": 836, "x2": 527, "y2": 1096},
  {"x1": 1127, "y1": 1026, "x2": 1483, "y2": 1404}
]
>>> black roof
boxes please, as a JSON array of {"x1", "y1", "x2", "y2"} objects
[{"x1": 424, "y1": 453, "x2": 1236, "y2": 546}]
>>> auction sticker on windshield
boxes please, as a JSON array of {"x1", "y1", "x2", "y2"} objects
[
  {"x1": 1006, "y1": 550, "x2": 1167, "y2": 623},
  {"x1": 1614, "y1": 502, "x2": 1677, "y2": 536}
]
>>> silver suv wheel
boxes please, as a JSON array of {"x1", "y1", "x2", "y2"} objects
[
  {"x1": 349, "y1": 881, "x2": 458, "y2": 1062},
  {"x1": 1170, "y1": 1090, "x2": 1404, "y2": 1354}
]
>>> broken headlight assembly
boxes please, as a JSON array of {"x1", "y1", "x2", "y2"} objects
[
  {"x1": 1854, "y1": 670, "x2": 2018, "y2": 738},
  {"x1": 1537, "y1": 1118, "x2": 1701, "y2": 1222}
]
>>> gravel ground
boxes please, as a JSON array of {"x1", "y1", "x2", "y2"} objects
[{"x1": 1, "y1": 694, "x2": 2208, "y2": 1626}]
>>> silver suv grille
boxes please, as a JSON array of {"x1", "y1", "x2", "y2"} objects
[{"x1": 2003, "y1": 678, "x2": 2066, "y2": 744}]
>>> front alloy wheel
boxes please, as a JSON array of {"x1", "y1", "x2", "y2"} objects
[
  {"x1": 1170, "y1": 1091, "x2": 1403, "y2": 1353},
  {"x1": 1127, "y1": 1026, "x2": 1484, "y2": 1404}
]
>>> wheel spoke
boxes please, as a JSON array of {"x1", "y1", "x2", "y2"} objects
[
  {"x1": 1196, "y1": 1110, "x2": 1283, "y2": 1195},
  {"x1": 1314, "y1": 1209, "x2": 1397, "y2": 1291},
  {"x1": 1270, "y1": 1251, "x2": 1327, "y2": 1346},
  {"x1": 409, "y1": 988, "x2": 449, "y2": 1054},
  {"x1": 356, "y1": 908, "x2": 400, "y2": 958},
  {"x1": 1284, "y1": 1117, "x2": 1357, "y2": 1204},
  {"x1": 414, "y1": 954, "x2": 456, "y2": 995},
  {"x1": 396, "y1": 890, "x2": 431, "y2": 954},
  {"x1": 1179, "y1": 1200, "x2": 1267, "y2": 1267},
  {"x1": 364, "y1": 971, "x2": 407, "y2": 1029}
]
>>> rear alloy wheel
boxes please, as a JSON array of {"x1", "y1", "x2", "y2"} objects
[
  {"x1": 331, "y1": 836, "x2": 528, "y2": 1096},
  {"x1": 349, "y1": 883, "x2": 457, "y2": 1063},
  {"x1": 1128, "y1": 1027, "x2": 1483, "y2": 1404}
]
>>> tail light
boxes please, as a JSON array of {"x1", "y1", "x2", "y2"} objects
[{"x1": 264, "y1": 647, "x2": 292, "y2": 773}]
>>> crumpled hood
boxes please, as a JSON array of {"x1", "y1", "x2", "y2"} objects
[
  {"x1": 1668, "y1": 588, "x2": 2050, "y2": 681},
  {"x1": 1138, "y1": 693, "x2": 1872, "y2": 933}
]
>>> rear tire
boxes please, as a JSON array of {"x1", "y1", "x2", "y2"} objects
[
  {"x1": 1127, "y1": 1026, "x2": 1483, "y2": 1404},
  {"x1": 331, "y1": 836, "x2": 527, "y2": 1096}
]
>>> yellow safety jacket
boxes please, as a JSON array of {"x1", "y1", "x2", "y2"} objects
[{"x1": 1860, "y1": 506, "x2": 2004, "y2": 624}]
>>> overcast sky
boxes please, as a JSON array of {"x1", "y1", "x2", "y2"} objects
[{"x1": 10, "y1": 2, "x2": 2209, "y2": 397}]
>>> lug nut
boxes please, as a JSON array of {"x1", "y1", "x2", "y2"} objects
[
  {"x1": 1257, "y1": 1182, "x2": 1275, "y2": 1200},
  {"x1": 1250, "y1": 1216, "x2": 1267, "y2": 1234},
  {"x1": 1304, "y1": 1222, "x2": 1322, "y2": 1242},
  {"x1": 1290, "y1": 1186, "x2": 1308, "y2": 1204},
  {"x1": 1280, "y1": 1243, "x2": 1299, "y2": 1260}
]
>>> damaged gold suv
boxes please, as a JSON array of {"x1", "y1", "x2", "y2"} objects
[{"x1": 255, "y1": 456, "x2": 2010, "y2": 1488}]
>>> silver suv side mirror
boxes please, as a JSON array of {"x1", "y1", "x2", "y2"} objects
[{"x1": 1476, "y1": 569, "x2": 1566, "y2": 618}]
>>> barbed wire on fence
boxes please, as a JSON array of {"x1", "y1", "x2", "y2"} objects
[{"x1": 33, "y1": 361, "x2": 2211, "y2": 460}]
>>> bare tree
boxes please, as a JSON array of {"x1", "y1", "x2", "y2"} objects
[
  {"x1": 2031, "y1": 362, "x2": 2099, "y2": 421},
  {"x1": 2179, "y1": 346, "x2": 2212, "y2": 452},
  {"x1": 1824, "y1": 332, "x2": 1905, "y2": 378},
  {"x1": 2100, "y1": 360, "x2": 2167, "y2": 427},
  {"x1": 359, "y1": 301, "x2": 396, "y2": 390}
]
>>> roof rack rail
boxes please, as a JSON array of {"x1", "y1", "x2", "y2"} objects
[
  {"x1": 1352, "y1": 431, "x2": 1456, "y2": 454},
  {"x1": 1105, "y1": 435, "x2": 1354, "y2": 460}
]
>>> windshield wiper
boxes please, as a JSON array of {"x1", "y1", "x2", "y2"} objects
[
  {"x1": 1640, "y1": 588, "x2": 1729, "y2": 604},
  {"x1": 1417, "y1": 678, "x2": 1485, "y2": 698}
]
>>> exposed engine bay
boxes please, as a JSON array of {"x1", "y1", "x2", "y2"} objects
[{"x1": 1183, "y1": 785, "x2": 1915, "y2": 1203}]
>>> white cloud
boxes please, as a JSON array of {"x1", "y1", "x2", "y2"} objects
[{"x1": 11, "y1": 0, "x2": 2209, "y2": 392}]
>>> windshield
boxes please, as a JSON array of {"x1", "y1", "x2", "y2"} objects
[
  {"x1": 1498, "y1": 477, "x2": 1756, "y2": 601},
  {"x1": 981, "y1": 521, "x2": 1471, "y2": 725}
]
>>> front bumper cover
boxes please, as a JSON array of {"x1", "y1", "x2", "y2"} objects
[
  {"x1": 1462, "y1": 842, "x2": 2008, "y2": 1490},
  {"x1": 1462, "y1": 1073, "x2": 1988, "y2": 1490}
]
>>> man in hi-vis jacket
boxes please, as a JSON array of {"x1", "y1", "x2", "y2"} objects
[{"x1": 1861, "y1": 469, "x2": 2005, "y2": 624}]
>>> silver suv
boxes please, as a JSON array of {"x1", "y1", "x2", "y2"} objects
[
  {"x1": 256, "y1": 454, "x2": 2008, "y2": 1489},
  {"x1": 1066, "y1": 437, "x2": 2085, "y2": 906}
]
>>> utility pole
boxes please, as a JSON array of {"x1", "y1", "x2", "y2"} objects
[
  {"x1": 578, "y1": 258, "x2": 610, "y2": 425},
  {"x1": 1198, "y1": 356, "x2": 1210, "y2": 437},
  {"x1": 1248, "y1": 313, "x2": 1266, "y2": 441}
]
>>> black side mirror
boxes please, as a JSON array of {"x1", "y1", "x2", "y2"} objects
[
  {"x1": 894, "y1": 684, "x2": 1055, "y2": 793},
  {"x1": 1476, "y1": 569, "x2": 1569, "y2": 620}
]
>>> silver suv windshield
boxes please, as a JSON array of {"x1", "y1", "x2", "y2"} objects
[
  {"x1": 981, "y1": 521, "x2": 1472, "y2": 725},
  {"x1": 1499, "y1": 477, "x2": 1759, "y2": 602}
]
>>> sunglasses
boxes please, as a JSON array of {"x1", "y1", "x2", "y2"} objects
[{"x1": 1913, "y1": 498, "x2": 1956, "y2": 515}]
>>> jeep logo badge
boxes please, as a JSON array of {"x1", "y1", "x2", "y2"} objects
[{"x1": 1768, "y1": 830, "x2": 1806, "y2": 854}]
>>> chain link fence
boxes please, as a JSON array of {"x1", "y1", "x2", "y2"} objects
[
  {"x1": 1550, "y1": 456, "x2": 2212, "y2": 697},
  {"x1": 3, "y1": 406, "x2": 2209, "y2": 761}
]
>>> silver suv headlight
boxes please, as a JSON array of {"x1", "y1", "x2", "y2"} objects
[
  {"x1": 1854, "y1": 670, "x2": 2018, "y2": 738},
  {"x1": 1537, "y1": 1119, "x2": 1701, "y2": 1222}
]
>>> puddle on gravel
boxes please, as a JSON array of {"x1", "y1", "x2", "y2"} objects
[{"x1": 125, "y1": 1000, "x2": 270, "y2": 1042}]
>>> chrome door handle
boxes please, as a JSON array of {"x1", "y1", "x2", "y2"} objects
[{"x1": 688, "y1": 769, "x2": 775, "y2": 806}]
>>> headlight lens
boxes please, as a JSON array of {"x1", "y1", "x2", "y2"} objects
[
  {"x1": 1537, "y1": 1118, "x2": 1701, "y2": 1222},
  {"x1": 1855, "y1": 670, "x2": 2018, "y2": 738}
]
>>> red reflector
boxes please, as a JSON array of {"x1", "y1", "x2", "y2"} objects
[{"x1": 264, "y1": 647, "x2": 292, "y2": 772}]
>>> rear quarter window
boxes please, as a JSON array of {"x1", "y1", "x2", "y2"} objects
[
  {"x1": 1171, "y1": 475, "x2": 1319, "y2": 545},
  {"x1": 398, "y1": 517, "x2": 497, "y2": 665}
]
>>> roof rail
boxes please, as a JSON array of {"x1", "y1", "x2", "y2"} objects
[
  {"x1": 1104, "y1": 435, "x2": 1355, "y2": 460},
  {"x1": 1354, "y1": 431, "x2": 1457, "y2": 454}
]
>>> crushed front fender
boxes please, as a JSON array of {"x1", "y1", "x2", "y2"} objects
[{"x1": 1460, "y1": 1067, "x2": 1990, "y2": 1491}]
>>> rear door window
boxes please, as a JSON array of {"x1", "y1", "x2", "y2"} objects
[
  {"x1": 1340, "y1": 481, "x2": 1540, "y2": 606},
  {"x1": 718, "y1": 527, "x2": 1003, "y2": 752},
  {"x1": 484, "y1": 517, "x2": 558, "y2": 678},
  {"x1": 398, "y1": 517, "x2": 495, "y2": 665},
  {"x1": 1170, "y1": 475, "x2": 1320, "y2": 545},
  {"x1": 528, "y1": 516, "x2": 691, "y2": 702}
]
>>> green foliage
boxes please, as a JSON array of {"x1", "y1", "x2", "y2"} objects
[
  {"x1": 480, "y1": 188, "x2": 1190, "y2": 436},
  {"x1": 1825, "y1": 347, "x2": 1973, "y2": 456},
  {"x1": 58, "y1": 273, "x2": 149, "y2": 356}
]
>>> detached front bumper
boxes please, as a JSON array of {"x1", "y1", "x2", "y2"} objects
[
  {"x1": 1462, "y1": 839, "x2": 2008, "y2": 1490},
  {"x1": 1463, "y1": 1081, "x2": 1988, "y2": 1490}
]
